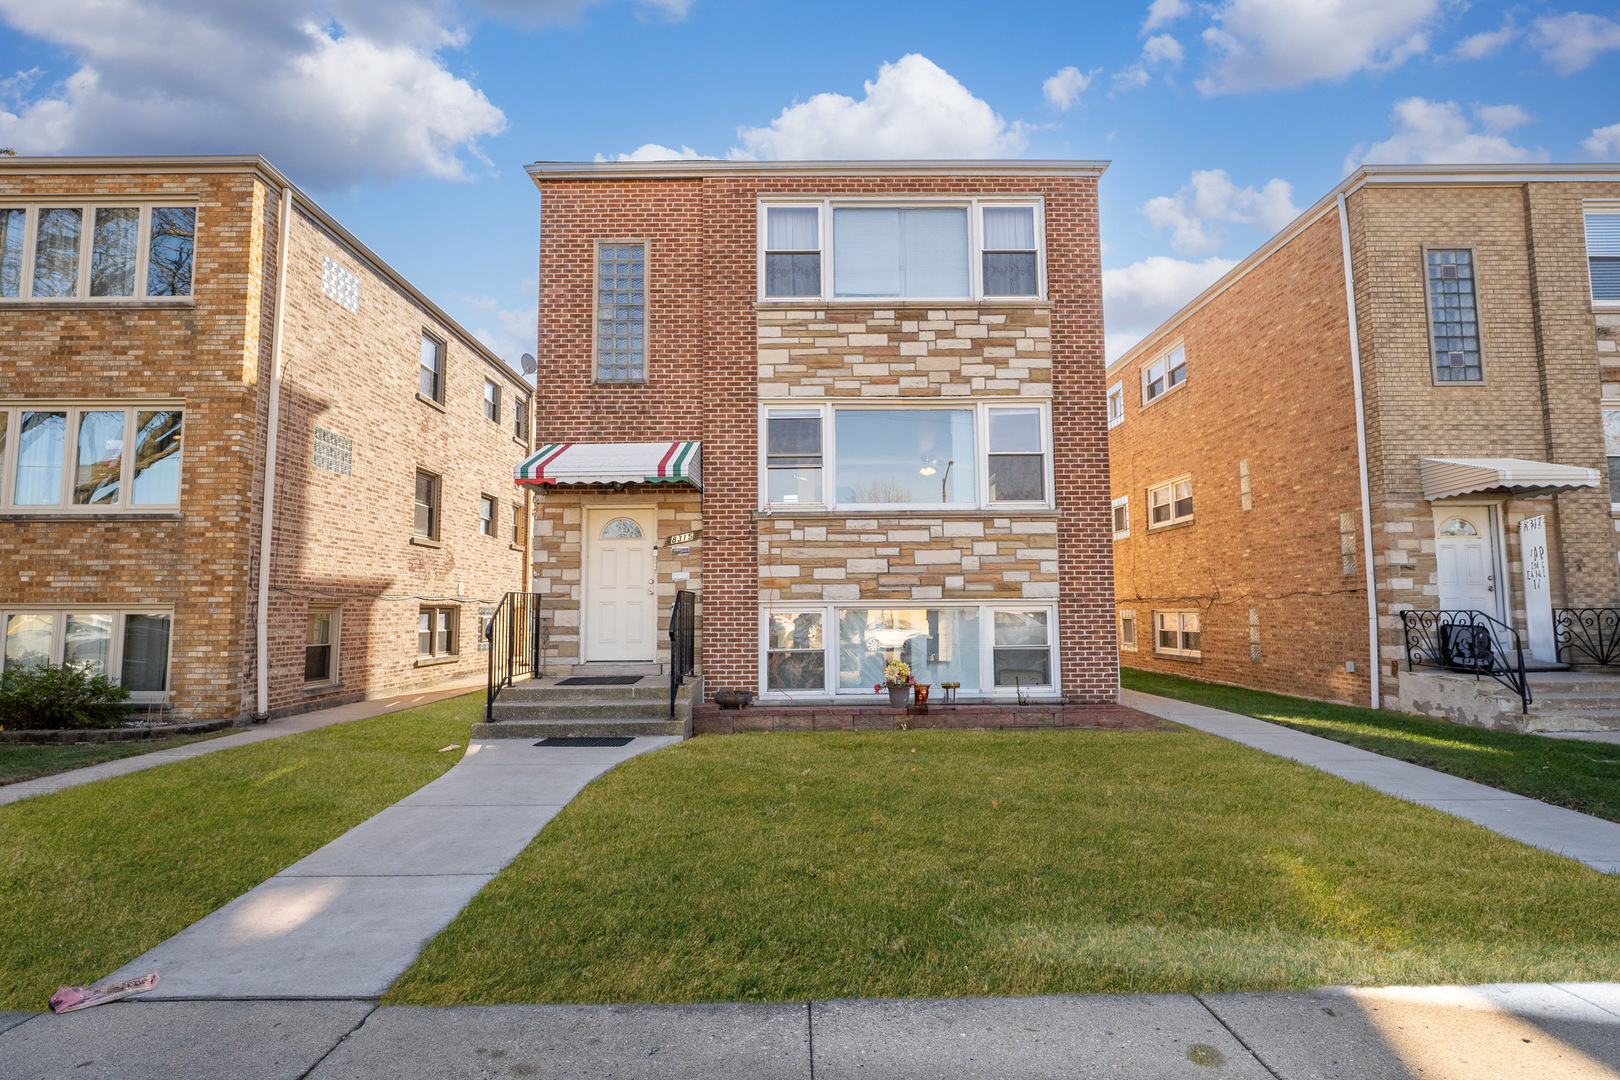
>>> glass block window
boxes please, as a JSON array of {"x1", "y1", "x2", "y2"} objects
[
  {"x1": 313, "y1": 428, "x2": 352, "y2": 476},
  {"x1": 322, "y1": 255, "x2": 359, "y2": 313},
  {"x1": 1427, "y1": 249, "x2": 1481, "y2": 382},
  {"x1": 597, "y1": 243, "x2": 644, "y2": 382}
]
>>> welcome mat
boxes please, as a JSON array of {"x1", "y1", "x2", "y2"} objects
[
  {"x1": 537, "y1": 736, "x2": 635, "y2": 747},
  {"x1": 554, "y1": 675, "x2": 644, "y2": 686}
]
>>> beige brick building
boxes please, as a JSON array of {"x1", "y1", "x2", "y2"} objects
[
  {"x1": 0, "y1": 156, "x2": 533, "y2": 722},
  {"x1": 1110, "y1": 164, "x2": 1620, "y2": 726}
]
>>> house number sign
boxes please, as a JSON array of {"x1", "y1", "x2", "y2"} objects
[{"x1": 665, "y1": 530, "x2": 699, "y2": 547}]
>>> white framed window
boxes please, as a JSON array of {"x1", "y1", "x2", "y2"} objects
[
  {"x1": 418, "y1": 606, "x2": 457, "y2": 657},
  {"x1": 1155, "y1": 610, "x2": 1201, "y2": 658},
  {"x1": 0, "y1": 403, "x2": 183, "y2": 512},
  {"x1": 1118, "y1": 609, "x2": 1137, "y2": 652},
  {"x1": 479, "y1": 493, "x2": 497, "y2": 537},
  {"x1": 596, "y1": 241, "x2": 645, "y2": 382},
  {"x1": 419, "y1": 333, "x2": 445, "y2": 403},
  {"x1": 757, "y1": 198, "x2": 1045, "y2": 303},
  {"x1": 759, "y1": 401, "x2": 1052, "y2": 510},
  {"x1": 0, "y1": 203, "x2": 196, "y2": 301},
  {"x1": 0, "y1": 607, "x2": 173, "y2": 701},
  {"x1": 482, "y1": 379, "x2": 500, "y2": 423},
  {"x1": 1142, "y1": 344, "x2": 1187, "y2": 405},
  {"x1": 757, "y1": 602, "x2": 1058, "y2": 697},
  {"x1": 1147, "y1": 476, "x2": 1193, "y2": 529},
  {"x1": 1107, "y1": 383, "x2": 1125, "y2": 429},
  {"x1": 1112, "y1": 495, "x2": 1130, "y2": 539},
  {"x1": 305, "y1": 606, "x2": 339, "y2": 685},
  {"x1": 1587, "y1": 212, "x2": 1620, "y2": 303}
]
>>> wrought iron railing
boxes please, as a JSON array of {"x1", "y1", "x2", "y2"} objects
[
  {"x1": 1554, "y1": 608, "x2": 1620, "y2": 667},
  {"x1": 1401, "y1": 608, "x2": 1530, "y2": 713},
  {"x1": 669, "y1": 589, "x2": 695, "y2": 718},
  {"x1": 485, "y1": 591, "x2": 544, "y2": 723}
]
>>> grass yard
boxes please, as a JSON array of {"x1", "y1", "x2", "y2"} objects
[
  {"x1": 1122, "y1": 667, "x2": 1620, "y2": 822},
  {"x1": 0, "y1": 731, "x2": 230, "y2": 787},
  {"x1": 386, "y1": 728, "x2": 1620, "y2": 1007},
  {"x1": 0, "y1": 692, "x2": 480, "y2": 1013}
]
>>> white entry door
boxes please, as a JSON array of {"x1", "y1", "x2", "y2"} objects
[
  {"x1": 585, "y1": 507, "x2": 656, "y2": 662},
  {"x1": 1434, "y1": 506, "x2": 1501, "y2": 617}
]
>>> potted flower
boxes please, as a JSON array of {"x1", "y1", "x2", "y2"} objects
[{"x1": 874, "y1": 660, "x2": 915, "y2": 708}]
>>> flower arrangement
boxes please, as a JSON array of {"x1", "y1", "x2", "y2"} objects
[{"x1": 874, "y1": 659, "x2": 914, "y2": 691}]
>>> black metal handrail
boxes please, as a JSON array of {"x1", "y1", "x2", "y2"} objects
[
  {"x1": 485, "y1": 591, "x2": 544, "y2": 723},
  {"x1": 1401, "y1": 608, "x2": 1531, "y2": 713},
  {"x1": 1554, "y1": 608, "x2": 1620, "y2": 667},
  {"x1": 669, "y1": 589, "x2": 695, "y2": 718}
]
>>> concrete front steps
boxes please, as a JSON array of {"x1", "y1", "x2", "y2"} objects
[
  {"x1": 470, "y1": 672, "x2": 693, "y2": 739},
  {"x1": 1399, "y1": 668, "x2": 1620, "y2": 733}
]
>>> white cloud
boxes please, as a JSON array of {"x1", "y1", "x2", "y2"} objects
[
  {"x1": 0, "y1": 0, "x2": 512, "y2": 185},
  {"x1": 1347, "y1": 97, "x2": 1548, "y2": 170},
  {"x1": 458, "y1": 280, "x2": 538, "y2": 375},
  {"x1": 1142, "y1": 34, "x2": 1185, "y2": 65},
  {"x1": 1527, "y1": 12, "x2": 1620, "y2": 75},
  {"x1": 1141, "y1": 169, "x2": 1300, "y2": 255},
  {"x1": 1103, "y1": 255, "x2": 1238, "y2": 361},
  {"x1": 1142, "y1": 0, "x2": 1190, "y2": 33},
  {"x1": 594, "y1": 142, "x2": 712, "y2": 162},
  {"x1": 1584, "y1": 122, "x2": 1620, "y2": 159},
  {"x1": 733, "y1": 55, "x2": 1026, "y2": 160},
  {"x1": 1111, "y1": 66, "x2": 1153, "y2": 93},
  {"x1": 1196, "y1": 0, "x2": 1445, "y2": 94},
  {"x1": 1452, "y1": 14, "x2": 1519, "y2": 60},
  {"x1": 1043, "y1": 66, "x2": 1097, "y2": 111}
]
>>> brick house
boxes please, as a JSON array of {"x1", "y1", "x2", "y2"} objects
[
  {"x1": 516, "y1": 159, "x2": 1118, "y2": 724},
  {"x1": 1109, "y1": 163, "x2": 1620, "y2": 730},
  {"x1": 0, "y1": 156, "x2": 534, "y2": 723}
]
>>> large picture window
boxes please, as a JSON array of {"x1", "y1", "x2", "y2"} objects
[
  {"x1": 835, "y1": 408, "x2": 976, "y2": 505},
  {"x1": 0, "y1": 404, "x2": 182, "y2": 511},
  {"x1": 0, "y1": 607, "x2": 172, "y2": 699},
  {"x1": 0, "y1": 204, "x2": 195, "y2": 300}
]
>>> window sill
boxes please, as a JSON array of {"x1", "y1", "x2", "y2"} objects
[
  {"x1": 1139, "y1": 381, "x2": 1188, "y2": 413},
  {"x1": 1593, "y1": 301, "x2": 1620, "y2": 313},
  {"x1": 1155, "y1": 653, "x2": 1203, "y2": 663},
  {"x1": 0, "y1": 297, "x2": 196, "y2": 310},
  {"x1": 513, "y1": 436, "x2": 529, "y2": 449},
  {"x1": 415, "y1": 654, "x2": 460, "y2": 668},
  {"x1": 592, "y1": 380, "x2": 649, "y2": 388},
  {"x1": 302, "y1": 682, "x2": 344, "y2": 695},
  {"x1": 409, "y1": 535, "x2": 443, "y2": 548},
  {"x1": 416, "y1": 392, "x2": 447, "y2": 413},
  {"x1": 1147, "y1": 519, "x2": 1196, "y2": 534},
  {"x1": 511, "y1": 543, "x2": 526, "y2": 552},
  {"x1": 0, "y1": 511, "x2": 184, "y2": 520},
  {"x1": 1113, "y1": 532, "x2": 1130, "y2": 541},
  {"x1": 752, "y1": 299, "x2": 1054, "y2": 311},
  {"x1": 755, "y1": 507, "x2": 1059, "y2": 520}
]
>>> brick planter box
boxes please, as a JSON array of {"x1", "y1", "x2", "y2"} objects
[
  {"x1": 0, "y1": 720, "x2": 232, "y2": 745},
  {"x1": 693, "y1": 703, "x2": 1169, "y2": 735}
]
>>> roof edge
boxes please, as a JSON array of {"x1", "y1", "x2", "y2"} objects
[{"x1": 527, "y1": 158, "x2": 1110, "y2": 182}]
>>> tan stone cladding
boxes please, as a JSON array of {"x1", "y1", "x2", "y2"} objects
[
  {"x1": 757, "y1": 306, "x2": 1050, "y2": 398},
  {"x1": 757, "y1": 514, "x2": 1058, "y2": 602}
]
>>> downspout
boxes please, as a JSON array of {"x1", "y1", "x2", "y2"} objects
[
  {"x1": 1337, "y1": 192, "x2": 1382, "y2": 709},
  {"x1": 254, "y1": 185, "x2": 294, "y2": 721}
]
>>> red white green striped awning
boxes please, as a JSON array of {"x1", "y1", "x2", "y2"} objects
[{"x1": 515, "y1": 441, "x2": 701, "y2": 488}]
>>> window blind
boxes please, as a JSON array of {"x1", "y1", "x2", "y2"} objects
[{"x1": 833, "y1": 208, "x2": 968, "y2": 298}]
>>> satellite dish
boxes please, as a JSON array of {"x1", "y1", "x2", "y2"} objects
[{"x1": 520, "y1": 353, "x2": 537, "y2": 374}]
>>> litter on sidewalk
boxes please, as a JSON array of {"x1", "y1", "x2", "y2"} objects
[{"x1": 49, "y1": 972, "x2": 159, "y2": 1013}]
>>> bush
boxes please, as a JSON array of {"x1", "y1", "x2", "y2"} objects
[{"x1": 0, "y1": 663, "x2": 132, "y2": 730}]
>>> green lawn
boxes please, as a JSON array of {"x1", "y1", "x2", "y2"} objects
[
  {"x1": 1122, "y1": 667, "x2": 1620, "y2": 822},
  {"x1": 0, "y1": 693, "x2": 479, "y2": 1013},
  {"x1": 386, "y1": 728, "x2": 1620, "y2": 1006},
  {"x1": 0, "y1": 731, "x2": 230, "y2": 787}
]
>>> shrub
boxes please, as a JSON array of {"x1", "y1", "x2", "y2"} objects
[{"x1": 0, "y1": 663, "x2": 132, "y2": 731}]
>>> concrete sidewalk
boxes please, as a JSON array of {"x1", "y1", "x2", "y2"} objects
[
  {"x1": 3, "y1": 983, "x2": 1617, "y2": 1079},
  {"x1": 0, "y1": 680, "x2": 487, "y2": 807},
  {"x1": 102, "y1": 735, "x2": 680, "y2": 1000},
  {"x1": 1122, "y1": 688, "x2": 1620, "y2": 874}
]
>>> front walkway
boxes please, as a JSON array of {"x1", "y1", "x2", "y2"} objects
[
  {"x1": 1122, "y1": 688, "x2": 1620, "y2": 875},
  {"x1": 4, "y1": 982, "x2": 1617, "y2": 1078},
  {"x1": 103, "y1": 736, "x2": 679, "y2": 999}
]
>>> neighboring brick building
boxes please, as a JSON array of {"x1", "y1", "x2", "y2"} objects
[
  {"x1": 1110, "y1": 163, "x2": 1620, "y2": 723},
  {"x1": 0, "y1": 156, "x2": 533, "y2": 722},
  {"x1": 520, "y1": 159, "x2": 1118, "y2": 712}
]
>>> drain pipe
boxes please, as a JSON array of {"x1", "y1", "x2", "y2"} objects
[
  {"x1": 253, "y1": 185, "x2": 294, "y2": 722},
  {"x1": 1337, "y1": 191, "x2": 1381, "y2": 710}
]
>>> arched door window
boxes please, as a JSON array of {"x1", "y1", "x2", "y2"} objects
[
  {"x1": 1438, "y1": 517, "x2": 1478, "y2": 537},
  {"x1": 601, "y1": 518, "x2": 644, "y2": 539}
]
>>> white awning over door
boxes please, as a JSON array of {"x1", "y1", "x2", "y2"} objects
[{"x1": 1420, "y1": 457, "x2": 1599, "y2": 501}]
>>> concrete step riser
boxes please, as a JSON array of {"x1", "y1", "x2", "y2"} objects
[
  {"x1": 493, "y1": 704, "x2": 691, "y2": 722},
  {"x1": 471, "y1": 719, "x2": 690, "y2": 738},
  {"x1": 501, "y1": 686, "x2": 682, "y2": 703},
  {"x1": 569, "y1": 663, "x2": 667, "y2": 677},
  {"x1": 1523, "y1": 680, "x2": 1620, "y2": 694}
]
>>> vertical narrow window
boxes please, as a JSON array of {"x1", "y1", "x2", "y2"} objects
[
  {"x1": 987, "y1": 407, "x2": 1046, "y2": 502},
  {"x1": 1248, "y1": 607, "x2": 1262, "y2": 663},
  {"x1": 1107, "y1": 383, "x2": 1124, "y2": 428},
  {"x1": 63, "y1": 612, "x2": 114, "y2": 677},
  {"x1": 414, "y1": 470, "x2": 439, "y2": 538},
  {"x1": 1339, "y1": 511, "x2": 1357, "y2": 576},
  {"x1": 1585, "y1": 214, "x2": 1620, "y2": 302},
  {"x1": 1427, "y1": 249, "x2": 1482, "y2": 382},
  {"x1": 417, "y1": 610, "x2": 433, "y2": 655},
  {"x1": 479, "y1": 494, "x2": 497, "y2": 536},
  {"x1": 1239, "y1": 459, "x2": 1252, "y2": 511},
  {"x1": 512, "y1": 501, "x2": 524, "y2": 543},
  {"x1": 0, "y1": 208, "x2": 26, "y2": 297},
  {"x1": 120, "y1": 613, "x2": 171, "y2": 691},
  {"x1": 764, "y1": 207, "x2": 821, "y2": 298},
  {"x1": 992, "y1": 610, "x2": 1051, "y2": 687},
  {"x1": 146, "y1": 208, "x2": 196, "y2": 297},
  {"x1": 305, "y1": 609, "x2": 335, "y2": 683},
  {"x1": 513, "y1": 397, "x2": 527, "y2": 440},
  {"x1": 1605, "y1": 408, "x2": 1620, "y2": 505},
  {"x1": 597, "y1": 243, "x2": 645, "y2": 381},
  {"x1": 90, "y1": 207, "x2": 139, "y2": 297},
  {"x1": 1118, "y1": 610, "x2": 1137, "y2": 652},
  {"x1": 437, "y1": 609, "x2": 455, "y2": 655},
  {"x1": 766, "y1": 611, "x2": 825, "y2": 690},
  {"x1": 483, "y1": 379, "x2": 500, "y2": 422},
  {"x1": 131, "y1": 410, "x2": 183, "y2": 505},
  {"x1": 32, "y1": 208, "x2": 82, "y2": 298},
  {"x1": 766, "y1": 410, "x2": 823, "y2": 505},
  {"x1": 1112, "y1": 495, "x2": 1130, "y2": 539},
  {"x1": 982, "y1": 206, "x2": 1038, "y2": 296},
  {"x1": 419, "y1": 333, "x2": 445, "y2": 402},
  {"x1": 15, "y1": 410, "x2": 66, "y2": 506},
  {"x1": 73, "y1": 410, "x2": 124, "y2": 505}
]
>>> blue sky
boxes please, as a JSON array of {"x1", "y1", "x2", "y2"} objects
[{"x1": 2, "y1": 0, "x2": 1617, "y2": 363}]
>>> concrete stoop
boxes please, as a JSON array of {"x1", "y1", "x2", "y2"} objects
[
  {"x1": 1399, "y1": 668, "x2": 1620, "y2": 733},
  {"x1": 471, "y1": 676, "x2": 694, "y2": 739}
]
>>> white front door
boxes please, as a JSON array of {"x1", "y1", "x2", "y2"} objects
[
  {"x1": 1434, "y1": 505, "x2": 1500, "y2": 617},
  {"x1": 584, "y1": 507, "x2": 656, "y2": 662}
]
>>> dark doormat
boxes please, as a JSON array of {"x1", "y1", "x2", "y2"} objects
[
  {"x1": 537, "y1": 736, "x2": 635, "y2": 747},
  {"x1": 554, "y1": 675, "x2": 643, "y2": 686}
]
